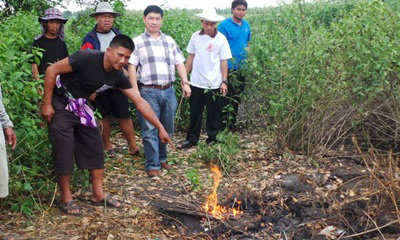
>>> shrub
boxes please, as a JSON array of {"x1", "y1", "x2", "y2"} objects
[
  {"x1": 0, "y1": 11, "x2": 53, "y2": 215},
  {"x1": 244, "y1": 0, "x2": 400, "y2": 153},
  {"x1": 189, "y1": 130, "x2": 240, "y2": 175}
]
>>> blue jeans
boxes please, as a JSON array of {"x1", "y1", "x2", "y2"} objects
[{"x1": 138, "y1": 87, "x2": 177, "y2": 170}]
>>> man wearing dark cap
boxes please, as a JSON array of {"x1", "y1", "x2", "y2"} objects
[{"x1": 82, "y1": 2, "x2": 140, "y2": 157}]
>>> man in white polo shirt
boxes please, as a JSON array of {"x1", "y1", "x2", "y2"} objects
[{"x1": 178, "y1": 9, "x2": 232, "y2": 149}]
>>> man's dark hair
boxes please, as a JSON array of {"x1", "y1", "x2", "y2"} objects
[
  {"x1": 109, "y1": 35, "x2": 135, "y2": 51},
  {"x1": 232, "y1": 0, "x2": 248, "y2": 9},
  {"x1": 144, "y1": 5, "x2": 163, "y2": 17}
]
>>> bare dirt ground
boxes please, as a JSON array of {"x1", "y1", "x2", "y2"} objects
[{"x1": 1, "y1": 130, "x2": 400, "y2": 240}]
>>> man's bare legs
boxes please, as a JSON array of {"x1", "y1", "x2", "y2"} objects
[
  {"x1": 101, "y1": 116, "x2": 113, "y2": 151},
  {"x1": 90, "y1": 169, "x2": 121, "y2": 207},
  {"x1": 119, "y1": 117, "x2": 140, "y2": 154},
  {"x1": 102, "y1": 116, "x2": 139, "y2": 154},
  {"x1": 60, "y1": 170, "x2": 104, "y2": 206},
  {"x1": 59, "y1": 174, "x2": 80, "y2": 214},
  {"x1": 59, "y1": 169, "x2": 120, "y2": 212},
  {"x1": 90, "y1": 169, "x2": 105, "y2": 202}
]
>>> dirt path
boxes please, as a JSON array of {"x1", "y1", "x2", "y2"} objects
[{"x1": 1, "y1": 131, "x2": 400, "y2": 240}]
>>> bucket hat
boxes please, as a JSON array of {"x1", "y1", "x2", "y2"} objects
[
  {"x1": 195, "y1": 8, "x2": 225, "y2": 22},
  {"x1": 38, "y1": 8, "x2": 68, "y2": 23},
  {"x1": 90, "y1": 2, "x2": 121, "y2": 17}
]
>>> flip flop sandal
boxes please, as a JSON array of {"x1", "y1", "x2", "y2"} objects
[
  {"x1": 58, "y1": 200, "x2": 82, "y2": 216},
  {"x1": 90, "y1": 195, "x2": 122, "y2": 208}
]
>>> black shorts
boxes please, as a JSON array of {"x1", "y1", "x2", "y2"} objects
[
  {"x1": 49, "y1": 95, "x2": 104, "y2": 175},
  {"x1": 95, "y1": 89, "x2": 131, "y2": 118}
]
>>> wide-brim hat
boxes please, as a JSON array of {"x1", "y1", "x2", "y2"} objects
[
  {"x1": 39, "y1": 8, "x2": 68, "y2": 23},
  {"x1": 195, "y1": 8, "x2": 225, "y2": 22},
  {"x1": 90, "y1": 2, "x2": 121, "y2": 17}
]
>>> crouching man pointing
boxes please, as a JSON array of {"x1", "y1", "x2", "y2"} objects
[{"x1": 41, "y1": 35, "x2": 172, "y2": 215}]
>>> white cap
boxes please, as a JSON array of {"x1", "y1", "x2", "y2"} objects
[{"x1": 195, "y1": 8, "x2": 224, "y2": 22}]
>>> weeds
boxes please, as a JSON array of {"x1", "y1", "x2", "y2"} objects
[
  {"x1": 320, "y1": 137, "x2": 400, "y2": 238},
  {"x1": 189, "y1": 130, "x2": 240, "y2": 175},
  {"x1": 185, "y1": 168, "x2": 202, "y2": 191}
]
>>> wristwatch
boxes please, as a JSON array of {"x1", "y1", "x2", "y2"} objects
[{"x1": 221, "y1": 80, "x2": 228, "y2": 86}]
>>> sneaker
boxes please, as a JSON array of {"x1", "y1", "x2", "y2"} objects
[{"x1": 177, "y1": 140, "x2": 196, "y2": 149}]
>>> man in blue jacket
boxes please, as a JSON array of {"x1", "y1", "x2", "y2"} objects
[
  {"x1": 218, "y1": 0, "x2": 251, "y2": 131},
  {"x1": 82, "y1": 2, "x2": 140, "y2": 157}
]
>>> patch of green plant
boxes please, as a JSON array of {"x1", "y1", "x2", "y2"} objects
[
  {"x1": 185, "y1": 168, "x2": 202, "y2": 191},
  {"x1": 189, "y1": 130, "x2": 240, "y2": 175},
  {"x1": 168, "y1": 153, "x2": 186, "y2": 165}
]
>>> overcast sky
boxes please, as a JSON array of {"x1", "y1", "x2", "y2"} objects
[
  {"x1": 126, "y1": 0, "x2": 291, "y2": 10},
  {"x1": 61, "y1": 0, "x2": 292, "y2": 12}
]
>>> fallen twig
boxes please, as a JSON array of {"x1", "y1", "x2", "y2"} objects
[
  {"x1": 342, "y1": 219, "x2": 400, "y2": 239},
  {"x1": 362, "y1": 210, "x2": 386, "y2": 240}
]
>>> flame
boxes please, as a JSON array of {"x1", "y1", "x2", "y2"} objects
[{"x1": 202, "y1": 165, "x2": 243, "y2": 220}]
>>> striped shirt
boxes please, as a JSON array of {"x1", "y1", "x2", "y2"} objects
[{"x1": 129, "y1": 31, "x2": 185, "y2": 85}]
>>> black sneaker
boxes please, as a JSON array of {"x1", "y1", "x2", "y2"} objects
[{"x1": 177, "y1": 140, "x2": 196, "y2": 149}]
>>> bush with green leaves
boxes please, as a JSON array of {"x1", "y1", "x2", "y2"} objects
[
  {"x1": 0, "y1": 11, "x2": 53, "y2": 215},
  {"x1": 189, "y1": 130, "x2": 240, "y2": 175},
  {"x1": 185, "y1": 168, "x2": 202, "y2": 191},
  {"x1": 244, "y1": 0, "x2": 400, "y2": 153}
]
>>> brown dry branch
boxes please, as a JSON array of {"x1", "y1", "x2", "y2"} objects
[
  {"x1": 283, "y1": 95, "x2": 400, "y2": 155},
  {"x1": 362, "y1": 209, "x2": 386, "y2": 240},
  {"x1": 342, "y1": 219, "x2": 400, "y2": 239},
  {"x1": 352, "y1": 137, "x2": 400, "y2": 218},
  {"x1": 48, "y1": 182, "x2": 58, "y2": 210}
]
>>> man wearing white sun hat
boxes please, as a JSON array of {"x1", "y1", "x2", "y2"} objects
[{"x1": 178, "y1": 8, "x2": 232, "y2": 149}]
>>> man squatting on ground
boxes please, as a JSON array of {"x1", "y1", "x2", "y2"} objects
[
  {"x1": 128, "y1": 5, "x2": 191, "y2": 177},
  {"x1": 178, "y1": 8, "x2": 232, "y2": 149},
  {"x1": 218, "y1": 0, "x2": 251, "y2": 131},
  {"x1": 41, "y1": 35, "x2": 173, "y2": 215},
  {"x1": 81, "y1": 2, "x2": 140, "y2": 157}
]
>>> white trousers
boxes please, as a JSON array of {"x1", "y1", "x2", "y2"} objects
[{"x1": 0, "y1": 127, "x2": 9, "y2": 198}]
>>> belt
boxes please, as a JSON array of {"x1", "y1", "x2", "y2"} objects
[{"x1": 139, "y1": 83, "x2": 172, "y2": 90}]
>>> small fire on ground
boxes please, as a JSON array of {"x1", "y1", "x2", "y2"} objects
[{"x1": 203, "y1": 165, "x2": 243, "y2": 220}]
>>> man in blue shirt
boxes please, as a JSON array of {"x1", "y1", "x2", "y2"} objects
[{"x1": 218, "y1": 0, "x2": 251, "y2": 131}]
